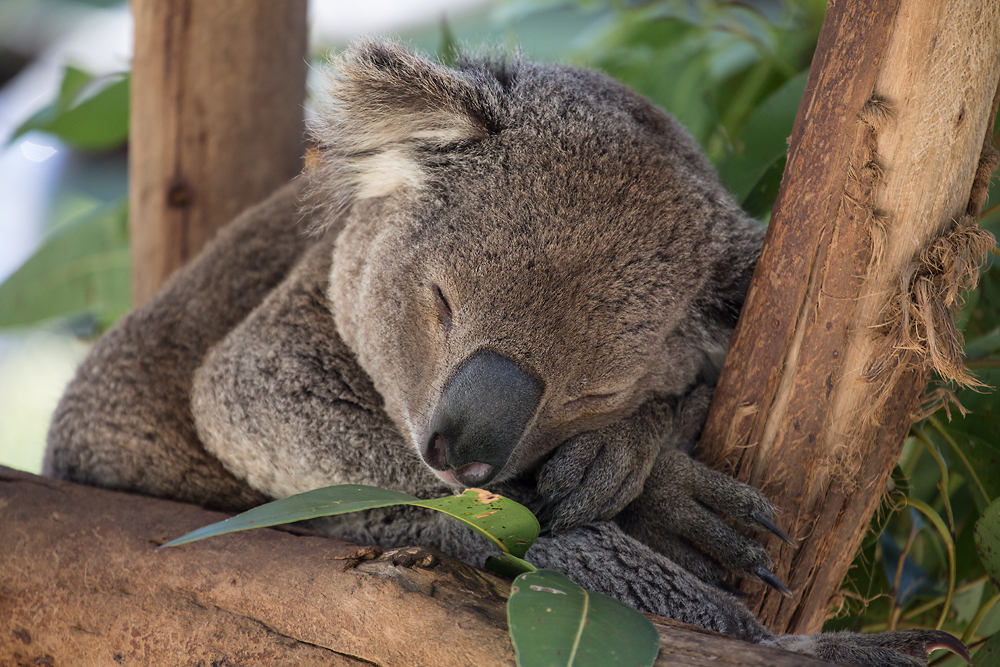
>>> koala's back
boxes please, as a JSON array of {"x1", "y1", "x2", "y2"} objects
[{"x1": 44, "y1": 180, "x2": 313, "y2": 510}]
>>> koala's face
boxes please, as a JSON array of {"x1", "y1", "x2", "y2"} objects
[{"x1": 317, "y1": 42, "x2": 759, "y2": 487}]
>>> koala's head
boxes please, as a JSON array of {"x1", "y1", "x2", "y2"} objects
[{"x1": 310, "y1": 41, "x2": 763, "y2": 488}]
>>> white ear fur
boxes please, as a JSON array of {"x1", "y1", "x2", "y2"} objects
[
  {"x1": 353, "y1": 147, "x2": 426, "y2": 200},
  {"x1": 306, "y1": 40, "x2": 501, "y2": 226}
]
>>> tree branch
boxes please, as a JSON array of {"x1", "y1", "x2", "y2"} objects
[{"x1": 0, "y1": 467, "x2": 841, "y2": 666}]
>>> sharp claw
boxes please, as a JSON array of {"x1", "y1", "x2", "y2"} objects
[
  {"x1": 754, "y1": 566, "x2": 793, "y2": 598},
  {"x1": 751, "y1": 511, "x2": 796, "y2": 547},
  {"x1": 537, "y1": 524, "x2": 553, "y2": 538},
  {"x1": 924, "y1": 630, "x2": 970, "y2": 665}
]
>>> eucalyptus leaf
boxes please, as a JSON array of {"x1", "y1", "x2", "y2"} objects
[
  {"x1": 0, "y1": 199, "x2": 130, "y2": 329},
  {"x1": 947, "y1": 371, "x2": 1000, "y2": 504},
  {"x1": 964, "y1": 328, "x2": 1000, "y2": 360},
  {"x1": 417, "y1": 488, "x2": 539, "y2": 559},
  {"x1": 163, "y1": 485, "x2": 540, "y2": 560},
  {"x1": 880, "y1": 530, "x2": 933, "y2": 606},
  {"x1": 980, "y1": 158, "x2": 1000, "y2": 236},
  {"x1": 58, "y1": 66, "x2": 94, "y2": 107},
  {"x1": 740, "y1": 154, "x2": 786, "y2": 218},
  {"x1": 507, "y1": 569, "x2": 660, "y2": 667},
  {"x1": 487, "y1": 553, "x2": 538, "y2": 578},
  {"x1": 437, "y1": 17, "x2": 460, "y2": 66}
]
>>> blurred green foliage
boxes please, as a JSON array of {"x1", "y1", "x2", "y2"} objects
[
  {"x1": 0, "y1": 198, "x2": 129, "y2": 330},
  {"x1": 13, "y1": 65, "x2": 129, "y2": 151},
  {"x1": 0, "y1": 63, "x2": 130, "y2": 332},
  {"x1": 2, "y1": 1, "x2": 999, "y2": 661}
]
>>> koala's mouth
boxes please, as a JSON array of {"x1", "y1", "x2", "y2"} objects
[{"x1": 426, "y1": 433, "x2": 495, "y2": 486}]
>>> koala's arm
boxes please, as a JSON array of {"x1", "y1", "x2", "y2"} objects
[{"x1": 44, "y1": 179, "x2": 315, "y2": 510}]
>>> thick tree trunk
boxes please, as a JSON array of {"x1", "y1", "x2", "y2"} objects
[
  {"x1": 0, "y1": 467, "x2": 839, "y2": 667},
  {"x1": 698, "y1": 0, "x2": 1000, "y2": 635},
  {"x1": 128, "y1": 0, "x2": 308, "y2": 306}
]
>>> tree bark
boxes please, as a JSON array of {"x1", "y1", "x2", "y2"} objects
[
  {"x1": 129, "y1": 0, "x2": 308, "y2": 307},
  {"x1": 698, "y1": 0, "x2": 1000, "y2": 635},
  {"x1": 0, "y1": 467, "x2": 840, "y2": 667}
]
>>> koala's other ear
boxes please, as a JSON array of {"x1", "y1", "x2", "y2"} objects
[{"x1": 308, "y1": 40, "x2": 506, "y2": 221}]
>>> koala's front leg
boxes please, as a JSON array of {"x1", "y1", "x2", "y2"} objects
[
  {"x1": 616, "y1": 447, "x2": 794, "y2": 593},
  {"x1": 534, "y1": 385, "x2": 712, "y2": 533},
  {"x1": 537, "y1": 383, "x2": 793, "y2": 592}
]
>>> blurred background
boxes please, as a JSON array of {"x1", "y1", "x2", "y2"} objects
[{"x1": 0, "y1": 0, "x2": 998, "y2": 658}]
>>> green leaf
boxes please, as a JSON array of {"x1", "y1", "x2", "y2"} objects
[
  {"x1": 415, "y1": 488, "x2": 539, "y2": 559},
  {"x1": 0, "y1": 198, "x2": 130, "y2": 329},
  {"x1": 976, "y1": 498, "x2": 1000, "y2": 589},
  {"x1": 964, "y1": 328, "x2": 1000, "y2": 360},
  {"x1": 163, "y1": 485, "x2": 419, "y2": 547},
  {"x1": 163, "y1": 485, "x2": 540, "y2": 560},
  {"x1": 58, "y1": 66, "x2": 93, "y2": 107},
  {"x1": 718, "y1": 68, "x2": 807, "y2": 203},
  {"x1": 12, "y1": 67, "x2": 129, "y2": 151},
  {"x1": 507, "y1": 569, "x2": 660, "y2": 667},
  {"x1": 973, "y1": 630, "x2": 1000, "y2": 667}
]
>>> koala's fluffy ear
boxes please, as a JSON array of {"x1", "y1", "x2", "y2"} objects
[{"x1": 308, "y1": 40, "x2": 507, "y2": 223}]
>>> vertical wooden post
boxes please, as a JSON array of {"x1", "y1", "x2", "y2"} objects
[
  {"x1": 698, "y1": 0, "x2": 1000, "y2": 634},
  {"x1": 129, "y1": 0, "x2": 308, "y2": 306}
]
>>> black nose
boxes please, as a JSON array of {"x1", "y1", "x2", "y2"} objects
[{"x1": 424, "y1": 351, "x2": 542, "y2": 486}]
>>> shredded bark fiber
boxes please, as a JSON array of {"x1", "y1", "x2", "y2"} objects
[
  {"x1": 861, "y1": 102, "x2": 998, "y2": 394},
  {"x1": 865, "y1": 217, "x2": 996, "y2": 390}
]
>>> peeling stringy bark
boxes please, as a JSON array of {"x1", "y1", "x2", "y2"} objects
[{"x1": 863, "y1": 114, "x2": 998, "y2": 397}]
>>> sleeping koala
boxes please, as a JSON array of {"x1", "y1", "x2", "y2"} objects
[{"x1": 45, "y1": 41, "x2": 964, "y2": 666}]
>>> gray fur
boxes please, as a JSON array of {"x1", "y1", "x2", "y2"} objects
[{"x1": 45, "y1": 41, "x2": 957, "y2": 666}]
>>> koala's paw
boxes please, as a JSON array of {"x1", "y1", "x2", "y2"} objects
[
  {"x1": 618, "y1": 448, "x2": 795, "y2": 592},
  {"x1": 534, "y1": 420, "x2": 659, "y2": 535},
  {"x1": 767, "y1": 629, "x2": 970, "y2": 667}
]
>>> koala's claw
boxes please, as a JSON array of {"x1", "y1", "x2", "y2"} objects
[
  {"x1": 771, "y1": 628, "x2": 970, "y2": 667},
  {"x1": 754, "y1": 566, "x2": 792, "y2": 598},
  {"x1": 751, "y1": 511, "x2": 796, "y2": 547},
  {"x1": 924, "y1": 631, "x2": 971, "y2": 664},
  {"x1": 926, "y1": 631, "x2": 971, "y2": 665},
  {"x1": 617, "y1": 448, "x2": 797, "y2": 588}
]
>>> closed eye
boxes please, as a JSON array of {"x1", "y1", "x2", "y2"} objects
[
  {"x1": 563, "y1": 392, "x2": 617, "y2": 412},
  {"x1": 432, "y1": 284, "x2": 453, "y2": 331}
]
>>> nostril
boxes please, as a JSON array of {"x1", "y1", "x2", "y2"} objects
[{"x1": 427, "y1": 433, "x2": 448, "y2": 470}]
